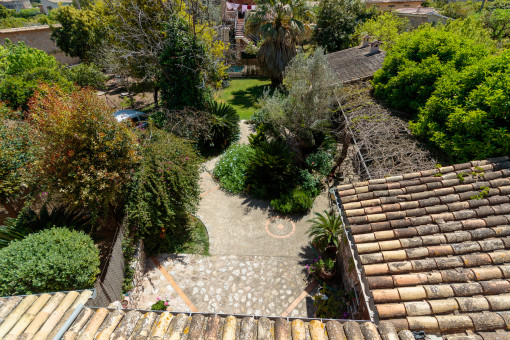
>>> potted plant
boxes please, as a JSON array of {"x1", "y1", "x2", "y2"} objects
[
  {"x1": 306, "y1": 256, "x2": 336, "y2": 280},
  {"x1": 307, "y1": 210, "x2": 343, "y2": 256}
]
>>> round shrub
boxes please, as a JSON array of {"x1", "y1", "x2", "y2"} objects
[
  {"x1": 213, "y1": 144, "x2": 254, "y2": 194},
  {"x1": 0, "y1": 227, "x2": 100, "y2": 295},
  {"x1": 270, "y1": 187, "x2": 314, "y2": 214}
]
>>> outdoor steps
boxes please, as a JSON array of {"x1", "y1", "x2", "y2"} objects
[
  {"x1": 64, "y1": 308, "x2": 400, "y2": 339},
  {"x1": 236, "y1": 18, "x2": 245, "y2": 37}
]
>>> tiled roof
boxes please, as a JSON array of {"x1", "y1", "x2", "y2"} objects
[
  {"x1": 0, "y1": 290, "x2": 93, "y2": 339},
  {"x1": 395, "y1": 6, "x2": 440, "y2": 14},
  {"x1": 326, "y1": 45, "x2": 386, "y2": 84},
  {"x1": 366, "y1": 0, "x2": 423, "y2": 3},
  {"x1": 64, "y1": 307, "x2": 404, "y2": 339},
  {"x1": 336, "y1": 156, "x2": 510, "y2": 337}
]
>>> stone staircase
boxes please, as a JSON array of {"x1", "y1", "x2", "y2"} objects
[{"x1": 235, "y1": 18, "x2": 245, "y2": 37}]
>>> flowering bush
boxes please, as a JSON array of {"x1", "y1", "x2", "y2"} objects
[
  {"x1": 29, "y1": 85, "x2": 140, "y2": 214},
  {"x1": 213, "y1": 144, "x2": 254, "y2": 194},
  {"x1": 150, "y1": 297, "x2": 170, "y2": 311},
  {"x1": 306, "y1": 256, "x2": 336, "y2": 279},
  {"x1": 126, "y1": 128, "x2": 201, "y2": 254}
]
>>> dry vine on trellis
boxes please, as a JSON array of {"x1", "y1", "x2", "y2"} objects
[{"x1": 338, "y1": 81, "x2": 437, "y2": 180}]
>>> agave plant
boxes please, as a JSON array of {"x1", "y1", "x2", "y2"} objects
[
  {"x1": 0, "y1": 204, "x2": 93, "y2": 249},
  {"x1": 307, "y1": 210, "x2": 343, "y2": 252},
  {"x1": 207, "y1": 101, "x2": 240, "y2": 151}
]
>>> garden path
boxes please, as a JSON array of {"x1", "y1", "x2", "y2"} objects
[{"x1": 135, "y1": 120, "x2": 332, "y2": 317}]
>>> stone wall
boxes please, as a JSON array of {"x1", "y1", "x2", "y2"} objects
[
  {"x1": 337, "y1": 237, "x2": 371, "y2": 320},
  {"x1": 0, "y1": 25, "x2": 79, "y2": 65},
  {"x1": 125, "y1": 239, "x2": 147, "y2": 309}
]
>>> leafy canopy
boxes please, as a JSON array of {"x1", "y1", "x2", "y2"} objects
[
  {"x1": 411, "y1": 49, "x2": 510, "y2": 161},
  {"x1": 29, "y1": 85, "x2": 140, "y2": 212},
  {"x1": 372, "y1": 24, "x2": 493, "y2": 113},
  {"x1": 0, "y1": 227, "x2": 100, "y2": 295},
  {"x1": 245, "y1": 0, "x2": 314, "y2": 86},
  {"x1": 313, "y1": 0, "x2": 376, "y2": 52},
  {"x1": 126, "y1": 128, "x2": 201, "y2": 254},
  {"x1": 354, "y1": 11, "x2": 410, "y2": 49}
]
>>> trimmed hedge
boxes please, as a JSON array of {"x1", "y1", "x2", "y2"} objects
[{"x1": 0, "y1": 227, "x2": 100, "y2": 295}]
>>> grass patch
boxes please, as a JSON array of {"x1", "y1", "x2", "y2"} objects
[
  {"x1": 163, "y1": 216, "x2": 210, "y2": 255},
  {"x1": 214, "y1": 78, "x2": 271, "y2": 119}
]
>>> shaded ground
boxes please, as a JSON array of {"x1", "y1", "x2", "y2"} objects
[{"x1": 214, "y1": 78, "x2": 271, "y2": 119}]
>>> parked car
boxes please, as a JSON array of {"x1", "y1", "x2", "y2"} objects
[{"x1": 113, "y1": 110, "x2": 148, "y2": 128}]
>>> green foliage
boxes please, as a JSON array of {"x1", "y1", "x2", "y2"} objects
[
  {"x1": 0, "y1": 118, "x2": 36, "y2": 217},
  {"x1": 0, "y1": 204, "x2": 93, "y2": 249},
  {"x1": 306, "y1": 256, "x2": 335, "y2": 279},
  {"x1": 29, "y1": 85, "x2": 140, "y2": 212},
  {"x1": 298, "y1": 169, "x2": 321, "y2": 197},
  {"x1": 64, "y1": 63, "x2": 107, "y2": 89},
  {"x1": 313, "y1": 0, "x2": 376, "y2": 52},
  {"x1": 126, "y1": 128, "x2": 201, "y2": 254},
  {"x1": 307, "y1": 211, "x2": 343, "y2": 252},
  {"x1": 204, "y1": 101, "x2": 240, "y2": 153},
  {"x1": 270, "y1": 186, "x2": 314, "y2": 214},
  {"x1": 246, "y1": 140, "x2": 296, "y2": 199},
  {"x1": 373, "y1": 24, "x2": 492, "y2": 113},
  {"x1": 411, "y1": 49, "x2": 510, "y2": 161},
  {"x1": 257, "y1": 49, "x2": 341, "y2": 160},
  {"x1": 150, "y1": 298, "x2": 169, "y2": 311},
  {"x1": 0, "y1": 227, "x2": 100, "y2": 295},
  {"x1": 245, "y1": 0, "x2": 314, "y2": 85},
  {"x1": 51, "y1": 6, "x2": 106, "y2": 61},
  {"x1": 471, "y1": 186, "x2": 490, "y2": 200},
  {"x1": 160, "y1": 14, "x2": 211, "y2": 110},
  {"x1": 0, "y1": 7, "x2": 53, "y2": 29},
  {"x1": 213, "y1": 144, "x2": 255, "y2": 194},
  {"x1": 313, "y1": 286, "x2": 353, "y2": 319},
  {"x1": 354, "y1": 12, "x2": 410, "y2": 49},
  {"x1": 305, "y1": 150, "x2": 334, "y2": 176},
  {"x1": 0, "y1": 41, "x2": 73, "y2": 110}
]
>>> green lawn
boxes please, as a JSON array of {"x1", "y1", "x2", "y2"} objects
[{"x1": 214, "y1": 78, "x2": 271, "y2": 120}]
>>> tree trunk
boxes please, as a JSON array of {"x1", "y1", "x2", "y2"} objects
[
  {"x1": 329, "y1": 127, "x2": 351, "y2": 178},
  {"x1": 153, "y1": 87, "x2": 159, "y2": 107}
]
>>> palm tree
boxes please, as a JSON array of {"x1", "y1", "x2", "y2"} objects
[
  {"x1": 245, "y1": 0, "x2": 314, "y2": 87},
  {"x1": 307, "y1": 210, "x2": 343, "y2": 253}
]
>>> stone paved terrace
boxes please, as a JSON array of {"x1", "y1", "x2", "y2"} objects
[{"x1": 137, "y1": 254, "x2": 319, "y2": 318}]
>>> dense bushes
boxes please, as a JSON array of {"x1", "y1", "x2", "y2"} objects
[
  {"x1": 313, "y1": 0, "x2": 376, "y2": 52},
  {"x1": 0, "y1": 228, "x2": 100, "y2": 295},
  {"x1": 213, "y1": 144, "x2": 254, "y2": 194},
  {"x1": 246, "y1": 140, "x2": 297, "y2": 199},
  {"x1": 0, "y1": 117, "x2": 36, "y2": 217},
  {"x1": 373, "y1": 25, "x2": 492, "y2": 113},
  {"x1": 29, "y1": 85, "x2": 139, "y2": 213},
  {"x1": 64, "y1": 63, "x2": 107, "y2": 89},
  {"x1": 411, "y1": 50, "x2": 510, "y2": 160},
  {"x1": 126, "y1": 128, "x2": 201, "y2": 253}
]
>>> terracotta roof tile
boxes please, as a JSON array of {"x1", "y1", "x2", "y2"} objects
[
  {"x1": 336, "y1": 158, "x2": 510, "y2": 337},
  {"x1": 428, "y1": 299, "x2": 460, "y2": 314}
]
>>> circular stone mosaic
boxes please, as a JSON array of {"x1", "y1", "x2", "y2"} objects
[{"x1": 265, "y1": 216, "x2": 296, "y2": 239}]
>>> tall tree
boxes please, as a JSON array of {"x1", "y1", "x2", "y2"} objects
[
  {"x1": 245, "y1": 0, "x2": 314, "y2": 87},
  {"x1": 51, "y1": 5, "x2": 106, "y2": 62},
  {"x1": 313, "y1": 0, "x2": 376, "y2": 53}
]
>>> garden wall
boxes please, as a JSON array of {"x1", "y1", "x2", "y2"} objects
[
  {"x1": 125, "y1": 239, "x2": 147, "y2": 309},
  {"x1": 0, "y1": 25, "x2": 79, "y2": 65},
  {"x1": 333, "y1": 191, "x2": 374, "y2": 321}
]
